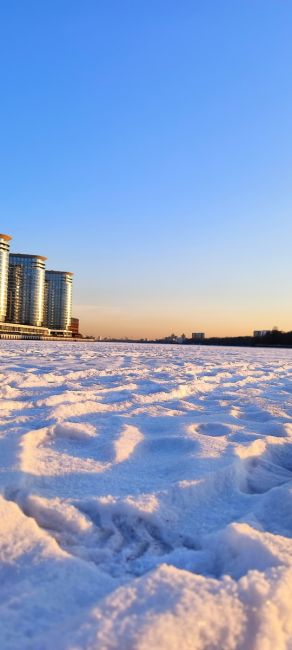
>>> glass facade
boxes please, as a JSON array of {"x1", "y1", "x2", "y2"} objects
[
  {"x1": 44, "y1": 271, "x2": 73, "y2": 330},
  {"x1": 0, "y1": 234, "x2": 11, "y2": 322},
  {"x1": 7, "y1": 254, "x2": 46, "y2": 326}
]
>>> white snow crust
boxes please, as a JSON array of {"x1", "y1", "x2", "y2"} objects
[{"x1": 1, "y1": 341, "x2": 292, "y2": 649}]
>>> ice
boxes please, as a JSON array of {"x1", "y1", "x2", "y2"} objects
[{"x1": 0, "y1": 342, "x2": 292, "y2": 649}]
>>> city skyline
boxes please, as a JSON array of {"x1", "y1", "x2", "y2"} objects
[{"x1": 0, "y1": 2, "x2": 291, "y2": 338}]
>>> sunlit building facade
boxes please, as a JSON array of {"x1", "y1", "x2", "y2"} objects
[
  {"x1": 69, "y1": 317, "x2": 80, "y2": 337},
  {"x1": 7, "y1": 254, "x2": 46, "y2": 327},
  {"x1": 44, "y1": 271, "x2": 73, "y2": 330},
  {"x1": 0, "y1": 234, "x2": 11, "y2": 322}
]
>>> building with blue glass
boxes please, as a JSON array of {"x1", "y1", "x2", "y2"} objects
[
  {"x1": 7, "y1": 254, "x2": 46, "y2": 327},
  {"x1": 0, "y1": 234, "x2": 11, "y2": 322},
  {"x1": 44, "y1": 270, "x2": 73, "y2": 331}
]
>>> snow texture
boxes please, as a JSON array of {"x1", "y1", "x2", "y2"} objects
[{"x1": 1, "y1": 341, "x2": 292, "y2": 649}]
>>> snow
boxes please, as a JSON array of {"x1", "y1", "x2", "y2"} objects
[{"x1": 0, "y1": 342, "x2": 292, "y2": 649}]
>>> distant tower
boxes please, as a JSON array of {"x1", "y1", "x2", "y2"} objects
[
  {"x1": 7, "y1": 254, "x2": 46, "y2": 326},
  {"x1": 44, "y1": 271, "x2": 73, "y2": 330},
  {"x1": 192, "y1": 332, "x2": 205, "y2": 341},
  {"x1": 0, "y1": 234, "x2": 12, "y2": 322}
]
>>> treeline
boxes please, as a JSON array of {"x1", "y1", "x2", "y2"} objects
[{"x1": 185, "y1": 330, "x2": 292, "y2": 348}]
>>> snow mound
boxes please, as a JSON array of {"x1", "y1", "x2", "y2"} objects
[
  {"x1": 113, "y1": 424, "x2": 143, "y2": 463},
  {"x1": 53, "y1": 421, "x2": 97, "y2": 440}
]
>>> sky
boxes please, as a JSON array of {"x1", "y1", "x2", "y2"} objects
[{"x1": 0, "y1": 0, "x2": 292, "y2": 338}]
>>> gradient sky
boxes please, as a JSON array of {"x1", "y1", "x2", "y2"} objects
[{"x1": 1, "y1": 1, "x2": 292, "y2": 338}]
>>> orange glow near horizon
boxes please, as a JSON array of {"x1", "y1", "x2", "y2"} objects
[{"x1": 76, "y1": 301, "x2": 292, "y2": 340}]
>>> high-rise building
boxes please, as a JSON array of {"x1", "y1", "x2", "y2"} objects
[
  {"x1": 44, "y1": 271, "x2": 73, "y2": 330},
  {"x1": 0, "y1": 234, "x2": 11, "y2": 322},
  {"x1": 7, "y1": 254, "x2": 46, "y2": 327}
]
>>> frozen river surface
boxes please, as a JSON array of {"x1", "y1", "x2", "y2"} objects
[{"x1": 1, "y1": 342, "x2": 292, "y2": 649}]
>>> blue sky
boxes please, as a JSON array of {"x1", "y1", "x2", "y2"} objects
[{"x1": 1, "y1": 1, "x2": 292, "y2": 337}]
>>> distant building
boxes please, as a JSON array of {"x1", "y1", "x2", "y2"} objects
[
  {"x1": 69, "y1": 317, "x2": 80, "y2": 337},
  {"x1": 44, "y1": 271, "x2": 73, "y2": 330},
  {"x1": 163, "y1": 334, "x2": 178, "y2": 343},
  {"x1": 253, "y1": 330, "x2": 271, "y2": 337},
  {"x1": 0, "y1": 234, "x2": 11, "y2": 322},
  {"x1": 192, "y1": 332, "x2": 205, "y2": 340},
  {"x1": 7, "y1": 254, "x2": 46, "y2": 327}
]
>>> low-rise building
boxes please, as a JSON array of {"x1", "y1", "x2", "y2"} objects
[
  {"x1": 0, "y1": 321, "x2": 49, "y2": 339},
  {"x1": 0, "y1": 321, "x2": 72, "y2": 340},
  {"x1": 69, "y1": 317, "x2": 80, "y2": 337}
]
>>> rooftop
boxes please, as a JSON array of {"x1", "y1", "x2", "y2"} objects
[
  {"x1": 46, "y1": 270, "x2": 74, "y2": 276},
  {"x1": 10, "y1": 253, "x2": 47, "y2": 261},
  {"x1": 0, "y1": 234, "x2": 12, "y2": 242}
]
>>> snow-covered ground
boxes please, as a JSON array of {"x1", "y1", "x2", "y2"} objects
[{"x1": 1, "y1": 342, "x2": 292, "y2": 649}]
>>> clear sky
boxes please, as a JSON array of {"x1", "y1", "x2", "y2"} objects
[{"x1": 1, "y1": 1, "x2": 292, "y2": 338}]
